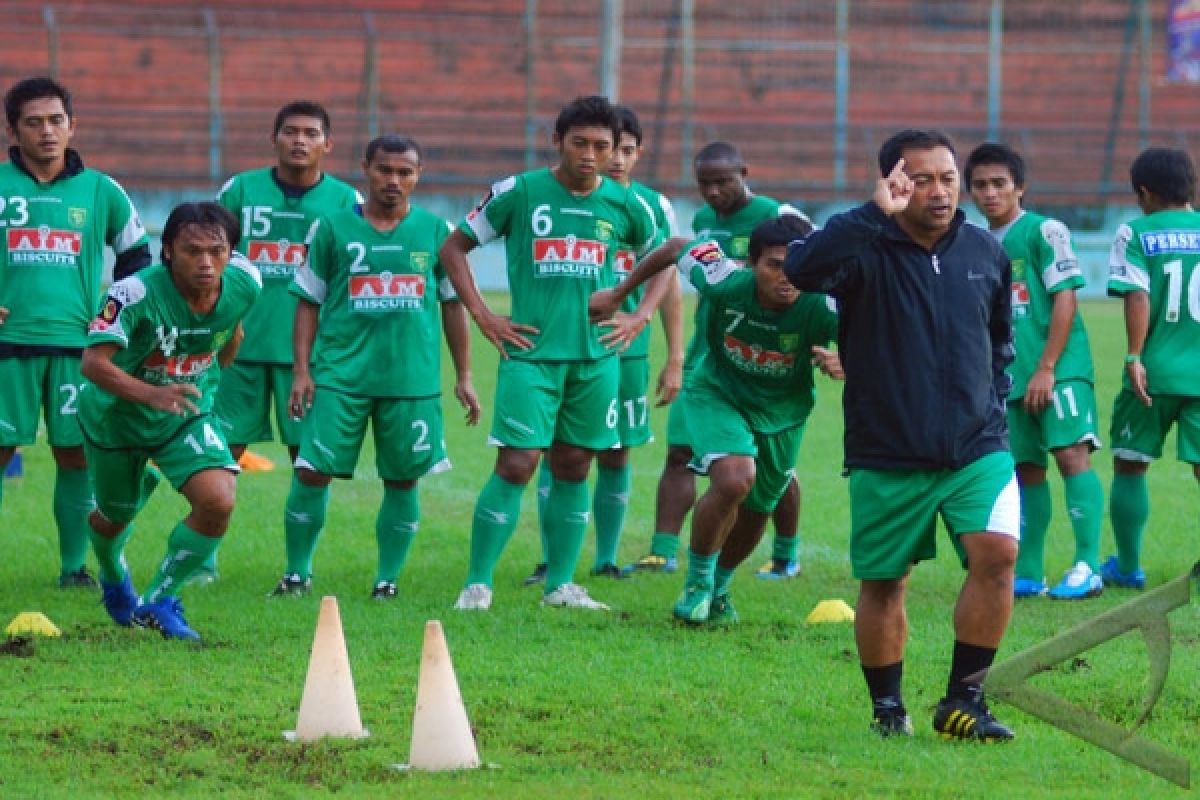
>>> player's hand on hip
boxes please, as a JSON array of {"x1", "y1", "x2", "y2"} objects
[
  {"x1": 655, "y1": 359, "x2": 683, "y2": 406},
  {"x1": 456, "y1": 380, "x2": 482, "y2": 426},
  {"x1": 153, "y1": 383, "x2": 202, "y2": 416},
  {"x1": 289, "y1": 373, "x2": 315, "y2": 419},
  {"x1": 811, "y1": 346, "x2": 845, "y2": 380},
  {"x1": 873, "y1": 158, "x2": 913, "y2": 216},
  {"x1": 1126, "y1": 361, "x2": 1152, "y2": 407},
  {"x1": 1023, "y1": 367, "x2": 1055, "y2": 414},
  {"x1": 476, "y1": 309, "x2": 537, "y2": 357},
  {"x1": 598, "y1": 311, "x2": 646, "y2": 353},
  {"x1": 588, "y1": 289, "x2": 621, "y2": 323}
]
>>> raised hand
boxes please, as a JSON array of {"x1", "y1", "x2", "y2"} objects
[{"x1": 873, "y1": 158, "x2": 914, "y2": 216}]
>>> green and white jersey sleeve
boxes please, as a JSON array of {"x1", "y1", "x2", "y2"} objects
[
  {"x1": 615, "y1": 181, "x2": 675, "y2": 360},
  {"x1": 678, "y1": 237, "x2": 838, "y2": 433},
  {"x1": 460, "y1": 168, "x2": 657, "y2": 361},
  {"x1": 0, "y1": 163, "x2": 148, "y2": 348},
  {"x1": 216, "y1": 167, "x2": 362, "y2": 364},
  {"x1": 291, "y1": 206, "x2": 453, "y2": 398},
  {"x1": 1108, "y1": 209, "x2": 1200, "y2": 396},
  {"x1": 1002, "y1": 211, "x2": 1094, "y2": 398},
  {"x1": 80, "y1": 259, "x2": 262, "y2": 449}
]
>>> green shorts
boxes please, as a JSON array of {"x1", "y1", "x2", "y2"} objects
[
  {"x1": 617, "y1": 357, "x2": 652, "y2": 448},
  {"x1": 214, "y1": 361, "x2": 301, "y2": 447},
  {"x1": 296, "y1": 388, "x2": 449, "y2": 481},
  {"x1": 1109, "y1": 388, "x2": 1200, "y2": 464},
  {"x1": 0, "y1": 355, "x2": 85, "y2": 447},
  {"x1": 1007, "y1": 379, "x2": 1101, "y2": 467},
  {"x1": 848, "y1": 450, "x2": 1019, "y2": 580},
  {"x1": 489, "y1": 357, "x2": 619, "y2": 451},
  {"x1": 685, "y1": 382, "x2": 806, "y2": 513},
  {"x1": 85, "y1": 413, "x2": 237, "y2": 525}
]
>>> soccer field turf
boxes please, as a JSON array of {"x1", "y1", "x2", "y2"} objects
[{"x1": 0, "y1": 297, "x2": 1196, "y2": 798}]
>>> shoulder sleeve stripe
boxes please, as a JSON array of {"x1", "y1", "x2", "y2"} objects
[
  {"x1": 229, "y1": 252, "x2": 263, "y2": 289},
  {"x1": 101, "y1": 174, "x2": 148, "y2": 254},
  {"x1": 293, "y1": 263, "x2": 327, "y2": 303},
  {"x1": 216, "y1": 175, "x2": 237, "y2": 202},
  {"x1": 632, "y1": 192, "x2": 659, "y2": 256},
  {"x1": 1107, "y1": 223, "x2": 1149, "y2": 293}
]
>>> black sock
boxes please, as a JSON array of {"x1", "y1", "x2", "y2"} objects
[
  {"x1": 947, "y1": 641, "x2": 996, "y2": 701},
  {"x1": 862, "y1": 662, "x2": 904, "y2": 716}
]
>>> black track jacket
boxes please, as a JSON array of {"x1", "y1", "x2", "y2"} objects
[{"x1": 784, "y1": 202, "x2": 1013, "y2": 471}]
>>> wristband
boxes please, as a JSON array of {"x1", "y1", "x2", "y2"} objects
[{"x1": 1124, "y1": 354, "x2": 1141, "y2": 364}]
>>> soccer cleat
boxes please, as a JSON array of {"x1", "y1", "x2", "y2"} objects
[
  {"x1": 185, "y1": 564, "x2": 219, "y2": 588},
  {"x1": 621, "y1": 553, "x2": 678, "y2": 575},
  {"x1": 755, "y1": 558, "x2": 801, "y2": 580},
  {"x1": 1013, "y1": 577, "x2": 1048, "y2": 598},
  {"x1": 707, "y1": 592, "x2": 739, "y2": 625},
  {"x1": 542, "y1": 583, "x2": 610, "y2": 610},
  {"x1": 58, "y1": 566, "x2": 99, "y2": 589},
  {"x1": 590, "y1": 563, "x2": 627, "y2": 580},
  {"x1": 933, "y1": 695, "x2": 1014, "y2": 741},
  {"x1": 1100, "y1": 555, "x2": 1146, "y2": 589},
  {"x1": 371, "y1": 581, "x2": 397, "y2": 600},
  {"x1": 871, "y1": 709, "x2": 914, "y2": 738},
  {"x1": 268, "y1": 573, "x2": 312, "y2": 597},
  {"x1": 454, "y1": 583, "x2": 493, "y2": 611},
  {"x1": 133, "y1": 597, "x2": 200, "y2": 641},
  {"x1": 672, "y1": 584, "x2": 712, "y2": 624},
  {"x1": 1048, "y1": 561, "x2": 1103, "y2": 600},
  {"x1": 100, "y1": 574, "x2": 140, "y2": 626},
  {"x1": 522, "y1": 563, "x2": 547, "y2": 587},
  {"x1": 237, "y1": 449, "x2": 275, "y2": 472}
]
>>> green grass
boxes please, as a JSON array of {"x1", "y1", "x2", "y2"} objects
[{"x1": 0, "y1": 297, "x2": 1196, "y2": 798}]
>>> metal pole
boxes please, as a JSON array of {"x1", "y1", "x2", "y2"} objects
[
  {"x1": 679, "y1": 0, "x2": 694, "y2": 186},
  {"x1": 363, "y1": 12, "x2": 379, "y2": 140},
  {"x1": 599, "y1": 0, "x2": 623, "y2": 100},
  {"x1": 525, "y1": 0, "x2": 538, "y2": 170},
  {"x1": 1138, "y1": 0, "x2": 1150, "y2": 150},
  {"x1": 833, "y1": 0, "x2": 848, "y2": 195},
  {"x1": 204, "y1": 9, "x2": 222, "y2": 187},
  {"x1": 987, "y1": 0, "x2": 1003, "y2": 140},
  {"x1": 43, "y1": 5, "x2": 58, "y2": 80}
]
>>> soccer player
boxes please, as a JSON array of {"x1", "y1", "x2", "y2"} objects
[
  {"x1": 80, "y1": 202, "x2": 260, "y2": 640},
  {"x1": 0, "y1": 76, "x2": 151, "y2": 588},
  {"x1": 965, "y1": 143, "x2": 1104, "y2": 600},
  {"x1": 628, "y1": 140, "x2": 809, "y2": 580},
  {"x1": 271, "y1": 135, "x2": 479, "y2": 600},
  {"x1": 523, "y1": 105, "x2": 683, "y2": 584},
  {"x1": 1104, "y1": 146, "x2": 1200, "y2": 590},
  {"x1": 441, "y1": 95, "x2": 663, "y2": 611},
  {"x1": 787, "y1": 130, "x2": 1018, "y2": 741},
  {"x1": 591, "y1": 215, "x2": 838, "y2": 624}
]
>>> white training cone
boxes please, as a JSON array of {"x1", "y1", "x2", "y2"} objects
[
  {"x1": 407, "y1": 620, "x2": 481, "y2": 770},
  {"x1": 284, "y1": 595, "x2": 369, "y2": 742}
]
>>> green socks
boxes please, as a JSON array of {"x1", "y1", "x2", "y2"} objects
[
  {"x1": 1109, "y1": 472, "x2": 1149, "y2": 573},
  {"x1": 1063, "y1": 469, "x2": 1104, "y2": 569},
  {"x1": 376, "y1": 485, "x2": 419, "y2": 584},
  {"x1": 54, "y1": 467, "x2": 94, "y2": 575},
  {"x1": 283, "y1": 477, "x2": 330, "y2": 578},
  {"x1": 593, "y1": 464, "x2": 631, "y2": 569},
  {"x1": 466, "y1": 473, "x2": 525, "y2": 587},
  {"x1": 536, "y1": 460, "x2": 552, "y2": 563},
  {"x1": 771, "y1": 534, "x2": 799, "y2": 564},
  {"x1": 543, "y1": 478, "x2": 589, "y2": 593},
  {"x1": 713, "y1": 565, "x2": 735, "y2": 597},
  {"x1": 142, "y1": 522, "x2": 220, "y2": 603},
  {"x1": 650, "y1": 532, "x2": 680, "y2": 559},
  {"x1": 685, "y1": 548, "x2": 718, "y2": 591},
  {"x1": 1015, "y1": 480, "x2": 1052, "y2": 580},
  {"x1": 90, "y1": 525, "x2": 134, "y2": 584}
]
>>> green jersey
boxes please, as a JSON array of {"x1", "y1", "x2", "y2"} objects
[
  {"x1": 217, "y1": 168, "x2": 361, "y2": 364},
  {"x1": 80, "y1": 259, "x2": 262, "y2": 449},
  {"x1": 679, "y1": 238, "x2": 837, "y2": 434},
  {"x1": 461, "y1": 168, "x2": 657, "y2": 361},
  {"x1": 614, "y1": 180, "x2": 675, "y2": 360},
  {"x1": 291, "y1": 206, "x2": 454, "y2": 398},
  {"x1": 995, "y1": 210, "x2": 1094, "y2": 398},
  {"x1": 1108, "y1": 208, "x2": 1200, "y2": 397},
  {"x1": 0, "y1": 155, "x2": 147, "y2": 348}
]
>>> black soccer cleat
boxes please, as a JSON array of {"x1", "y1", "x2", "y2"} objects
[
  {"x1": 268, "y1": 572, "x2": 312, "y2": 598},
  {"x1": 59, "y1": 566, "x2": 99, "y2": 589},
  {"x1": 933, "y1": 695, "x2": 1015, "y2": 742},
  {"x1": 522, "y1": 563, "x2": 547, "y2": 587},
  {"x1": 371, "y1": 581, "x2": 397, "y2": 600},
  {"x1": 870, "y1": 709, "x2": 914, "y2": 738}
]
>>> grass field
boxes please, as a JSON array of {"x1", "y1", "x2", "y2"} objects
[{"x1": 0, "y1": 297, "x2": 1196, "y2": 799}]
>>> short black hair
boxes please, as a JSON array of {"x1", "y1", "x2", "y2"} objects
[
  {"x1": 614, "y1": 105, "x2": 643, "y2": 146},
  {"x1": 272, "y1": 101, "x2": 331, "y2": 137},
  {"x1": 364, "y1": 134, "x2": 421, "y2": 164},
  {"x1": 160, "y1": 202, "x2": 240, "y2": 268},
  {"x1": 694, "y1": 141, "x2": 744, "y2": 167},
  {"x1": 553, "y1": 95, "x2": 620, "y2": 144},
  {"x1": 878, "y1": 129, "x2": 957, "y2": 176},
  {"x1": 5, "y1": 76, "x2": 72, "y2": 129},
  {"x1": 964, "y1": 142, "x2": 1026, "y2": 188},
  {"x1": 1130, "y1": 147, "x2": 1196, "y2": 206},
  {"x1": 748, "y1": 214, "x2": 813, "y2": 263}
]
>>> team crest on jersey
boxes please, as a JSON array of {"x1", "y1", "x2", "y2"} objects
[
  {"x1": 1010, "y1": 258, "x2": 1025, "y2": 279},
  {"x1": 348, "y1": 272, "x2": 426, "y2": 311},
  {"x1": 532, "y1": 236, "x2": 606, "y2": 279},
  {"x1": 409, "y1": 252, "x2": 432, "y2": 273},
  {"x1": 595, "y1": 219, "x2": 614, "y2": 242},
  {"x1": 723, "y1": 334, "x2": 796, "y2": 376},
  {"x1": 7, "y1": 226, "x2": 82, "y2": 266},
  {"x1": 69, "y1": 208, "x2": 87, "y2": 227},
  {"x1": 731, "y1": 236, "x2": 750, "y2": 258},
  {"x1": 247, "y1": 239, "x2": 306, "y2": 278},
  {"x1": 778, "y1": 333, "x2": 801, "y2": 352}
]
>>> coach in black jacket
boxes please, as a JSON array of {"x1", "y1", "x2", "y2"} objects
[{"x1": 785, "y1": 130, "x2": 1019, "y2": 742}]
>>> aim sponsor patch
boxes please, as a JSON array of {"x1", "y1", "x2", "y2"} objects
[{"x1": 686, "y1": 240, "x2": 723, "y2": 265}]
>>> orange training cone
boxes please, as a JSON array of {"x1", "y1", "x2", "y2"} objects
[
  {"x1": 284, "y1": 596, "x2": 369, "y2": 742},
  {"x1": 407, "y1": 620, "x2": 481, "y2": 770}
]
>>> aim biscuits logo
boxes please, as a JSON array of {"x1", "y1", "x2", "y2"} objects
[
  {"x1": 7, "y1": 226, "x2": 82, "y2": 266},
  {"x1": 723, "y1": 334, "x2": 796, "y2": 377},
  {"x1": 247, "y1": 239, "x2": 306, "y2": 278},
  {"x1": 348, "y1": 271, "x2": 426, "y2": 311},
  {"x1": 614, "y1": 248, "x2": 635, "y2": 277},
  {"x1": 532, "y1": 236, "x2": 606, "y2": 279}
]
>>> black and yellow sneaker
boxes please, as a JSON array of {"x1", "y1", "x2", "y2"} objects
[
  {"x1": 933, "y1": 695, "x2": 1014, "y2": 741},
  {"x1": 870, "y1": 709, "x2": 914, "y2": 738}
]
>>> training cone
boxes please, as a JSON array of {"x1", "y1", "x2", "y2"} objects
[
  {"x1": 6, "y1": 611, "x2": 61, "y2": 637},
  {"x1": 806, "y1": 598, "x2": 856, "y2": 624},
  {"x1": 237, "y1": 449, "x2": 275, "y2": 472},
  {"x1": 406, "y1": 620, "x2": 481, "y2": 771},
  {"x1": 284, "y1": 596, "x2": 369, "y2": 742}
]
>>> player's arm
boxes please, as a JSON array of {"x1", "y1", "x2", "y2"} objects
[
  {"x1": 81, "y1": 343, "x2": 200, "y2": 416},
  {"x1": 990, "y1": 253, "x2": 1016, "y2": 406},
  {"x1": 655, "y1": 275, "x2": 685, "y2": 405},
  {"x1": 598, "y1": 267, "x2": 678, "y2": 353},
  {"x1": 289, "y1": 300, "x2": 318, "y2": 418},
  {"x1": 217, "y1": 322, "x2": 244, "y2": 369},
  {"x1": 441, "y1": 299, "x2": 481, "y2": 425},
  {"x1": 589, "y1": 235, "x2": 690, "y2": 322},
  {"x1": 1122, "y1": 290, "x2": 1151, "y2": 407},
  {"x1": 1024, "y1": 288, "x2": 1076, "y2": 414},
  {"x1": 439, "y1": 229, "x2": 536, "y2": 357}
]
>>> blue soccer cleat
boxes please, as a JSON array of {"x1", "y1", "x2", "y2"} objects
[
  {"x1": 1013, "y1": 576, "x2": 1048, "y2": 598},
  {"x1": 755, "y1": 558, "x2": 800, "y2": 580},
  {"x1": 133, "y1": 597, "x2": 200, "y2": 641},
  {"x1": 100, "y1": 574, "x2": 141, "y2": 626},
  {"x1": 1048, "y1": 561, "x2": 1103, "y2": 600},
  {"x1": 1099, "y1": 555, "x2": 1146, "y2": 589}
]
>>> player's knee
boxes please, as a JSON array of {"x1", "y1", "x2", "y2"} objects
[
  {"x1": 295, "y1": 467, "x2": 332, "y2": 488},
  {"x1": 665, "y1": 446, "x2": 692, "y2": 470},
  {"x1": 88, "y1": 509, "x2": 128, "y2": 538},
  {"x1": 51, "y1": 446, "x2": 87, "y2": 471},
  {"x1": 711, "y1": 457, "x2": 755, "y2": 501}
]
